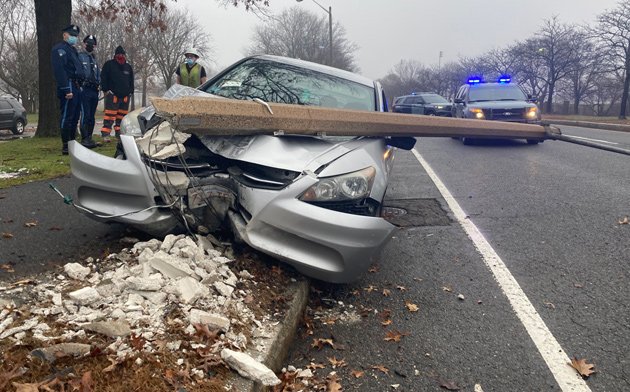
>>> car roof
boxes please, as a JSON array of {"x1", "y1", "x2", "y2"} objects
[
  {"x1": 397, "y1": 92, "x2": 443, "y2": 98},
  {"x1": 250, "y1": 54, "x2": 375, "y2": 88},
  {"x1": 466, "y1": 82, "x2": 520, "y2": 89}
]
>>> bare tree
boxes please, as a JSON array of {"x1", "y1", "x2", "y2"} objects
[
  {"x1": 591, "y1": 1, "x2": 630, "y2": 119},
  {"x1": 0, "y1": 1, "x2": 38, "y2": 113},
  {"x1": 247, "y1": 6, "x2": 358, "y2": 72}
]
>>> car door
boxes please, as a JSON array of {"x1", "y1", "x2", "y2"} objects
[
  {"x1": 410, "y1": 96, "x2": 426, "y2": 115},
  {"x1": 452, "y1": 86, "x2": 467, "y2": 118},
  {"x1": 0, "y1": 100, "x2": 13, "y2": 128}
]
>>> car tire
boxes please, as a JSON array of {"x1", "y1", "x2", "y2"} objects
[
  {"x1": 11, "y1": 119, "x2": 25, "y2": 135},
  {"x1": 526, "y1": 139, "x2": 542, "y2": 145},
  {"x1": 461, "y1": 137, "x2": 475, "y2": 145}
]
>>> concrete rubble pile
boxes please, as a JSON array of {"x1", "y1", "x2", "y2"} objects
[{"x1": 0, "y1": 233, "x2": 281, "y2": 386}]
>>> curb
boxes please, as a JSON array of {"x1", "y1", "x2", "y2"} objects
[
  {"x1": 228, "y1": 278, "x2": 310, "y2": 391},
  {"x1": 547, "y1": 119, "x2": 630, "y2": 133}
]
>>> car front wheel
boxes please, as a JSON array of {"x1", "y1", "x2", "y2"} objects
[
  {"x1": 11, "y1": 119, "x2": 25, "y2": 135},
  {"x1": 462, "y1": 137, "x2": 475, "y2": 145}
]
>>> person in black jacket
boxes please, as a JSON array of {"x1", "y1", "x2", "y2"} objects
[
  {"x1": 51, "y1": 24, "x2": 85, "y2": 154},
  {"x1": 100, "y1": 45, "x2": 134, "y2": 141}
]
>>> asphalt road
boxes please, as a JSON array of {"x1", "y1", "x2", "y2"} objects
[
  {"x1": 286, "y1": 125, "x2": 630, "y2": 391},
  {"x1": 0, "y1": 175, "x2": 129, "y2": 279}
]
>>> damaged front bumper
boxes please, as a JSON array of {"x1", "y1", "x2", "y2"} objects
[{"x1": 70, "y1": 135, "x2": 396, "y2": 283}]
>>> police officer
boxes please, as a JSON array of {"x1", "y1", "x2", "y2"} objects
[
  {"x1": 51, "y1": 24, "x2": 85, "y2": 155},
  {"x1": 78, "y1": 34, "x2": 99, "y2": 149}
]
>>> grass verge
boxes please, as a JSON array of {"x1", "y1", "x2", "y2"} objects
[{"x1": 0, "y1": 136, "x2": 117, "y2": 189}]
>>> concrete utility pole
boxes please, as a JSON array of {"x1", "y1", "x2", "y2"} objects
[{"x1": 297, "y1": 0, "x2": 333, "y2": 66}]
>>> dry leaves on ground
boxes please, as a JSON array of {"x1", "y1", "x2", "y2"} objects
[
  {"x1": 382, "y1": 288, "x2": 391, "y2": 297},
  {"x1": 570, "y1": 357, "x2": 596, "y2": 378},
  {"x1": 370, "y1": 365, "x2": 390, "y2": 375},
  {"x1": 384, "y1": 330, "x2": 408, "y2": 342},
  {"x1": 350, "y1": 369, "x2": 364, "y2": 378},
  {"x1": 327, "y1": 374, "x2": 342, "y2": 392},
  {"x1": 312, "y1": 338, "x2": 336, "y2": 350},
  {"x1": 618, "y1": 216, "x2": 629, "y2": 225},
  {"x1": 440, "y1": 379, "x2": 461, "y2": 390},
  {"x1": 24, "y1": 221, "x2": 37, "y2": 228},
  {"x1": 405, "y1": 301, "x2": 419, "y2": 312},
  {"x1": 328, "y1": 357, "x2": 347, "y2": 369},
  {"x1": 2, "y1": 232, "x2": 14, "y2": 239}
]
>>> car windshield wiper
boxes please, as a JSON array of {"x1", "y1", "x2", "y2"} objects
[
  {"x1": 468, "y1": 99, "x2": 490, "y2": 102},
  {"x1": 496, "y1": 98, "x2": 519, "y2": 101}
]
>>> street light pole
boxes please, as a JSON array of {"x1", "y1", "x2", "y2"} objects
[{"x1": 297, "y1": 0, "x2": 333, "y2": 66}]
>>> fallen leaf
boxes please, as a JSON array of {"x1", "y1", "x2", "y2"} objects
[
  {"x1": 328, "y1": 356, "x2": 347, "y2": 369},
  {"x1": 312, "y1": 338, "x2": 335, "y2": 350},
  {"x1": 570, "y1": 357, "x2": 596, "y2": 378},
  {"x1": 129, "y1": 333, "x2": 146, "y2": 351},
  {"x1": 243, "y1": 295, "x2": 254, "y2": 304},
  {"x1": 391, "y1": 384, "x2": 400, "y2": 389},
  {"x1": 24, "y1": 221, "x2": 37, "y2": 228},
  {"x1": 370, "y1": 365, "x2": 390, "y2": 375},
  {"x1": 368, "y1": 265, "x2": 379, "y2": 273},
  {"x1": 442, "y1": 286, "x2": 452, "y2": 292},
  {"x1": 306, "y1": 362, "x2": 326, "y2": 370},
  {"x1": 11, "y1": 383, "x2": 40, "y2": 392},
  {"x1": 307, "y1": 362, "x2": 326, "y2": 370},
  {"x1": 327, "y1": 374, "x2": 342, "y2": 392},
  {"x1": 574, "y1": 282, "x2": 583, "y2": 288},
  {"x1": 49, "y1": 226, "x2": 63, "y2": 231},
  {"x1": 384, "y1": 330, "x2": 408, "y2": 342},
  {"x1": 440, "y1": 380, "x2": 460, "y2": 390},
  {"x1": 1, "y1": 232, "x2": 14, "y2": 239},
  {"x1": 193, "y1": 323, "x2": 219, "y2": 341},
  {"x1": 618, "y1": 216, "x2": 629, "y2": 225},
  {"x1": 382, "y1": 289, "x2": 391, "y2": 297},
  {"x1": 457, "y1": 294, "x2": 465, "y2": 301},
  {"x1": 405, "y1": 301, "x2": 419, "y2": 312},
  {"x1": 364, "y1": 285, "x2": 377, "y2": 293},
  {"x1": 80, "y1": 371, "x2": 94, "y2": 392},
  {"x1": 102, "y1": 356, "x2": 123, "y2": 372},
  {"x1": 0, "y1": 264, "x2": 15, "y2": 273},
  {"x1": 381, "y1": 319, "x2": 393, "y2": 326},
  {"x1": 351, "y1": 369, "x2": 364, "y2": 378},
  {"x1": 396, "y1": 285, "x2": 407, "y2": 291},
  {"x1": 0, "y1": 365, "x2": 26, "y2": 390},
  {"x1": 544, "y1": 302, "x2": 556, "y2": 309}
]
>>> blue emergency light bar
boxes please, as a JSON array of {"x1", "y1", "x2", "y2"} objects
[
  {"x1": 467, "y1": 76, "x2": 483, "y2": 84},
  {"x1": 498, "y1": 75, "x2": 511, "y2": 83}
]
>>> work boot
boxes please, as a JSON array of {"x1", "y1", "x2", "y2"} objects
[
  {"x1": 80, "y1": 136, "x2": 98, "y2": 149},
  {"x1": 61, "y1": 128, "x2": 70, "y2": 155}
]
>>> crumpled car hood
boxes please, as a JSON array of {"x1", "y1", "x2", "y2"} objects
[{"x1": 148, "y1": 85, "x2": 360, "y2": 172}]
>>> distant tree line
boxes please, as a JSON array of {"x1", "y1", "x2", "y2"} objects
[{"x1": 379, "y1": 1, "x2": 630, "y2": 119}]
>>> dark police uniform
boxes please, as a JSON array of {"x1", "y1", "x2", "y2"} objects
[
  {"x1": 78, "y1": 35, "x2": 100, "y2": 148},
  {"x1": 51, "y1": 24, "x2": 85, "y2": 154}
]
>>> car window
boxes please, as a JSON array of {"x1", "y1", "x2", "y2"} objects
[
  {"x1": 421, "y1": 94, "x2": 449, "y2": 104},
  {"x1": 204, "y1": 58, "x2": 376, "y2": 111},
  {"x1": 0, "y1": 101, "x2": 12, "y2": 110},
  {"x1": 468, "y1": 85, "x2": 527, "y2": 102}
]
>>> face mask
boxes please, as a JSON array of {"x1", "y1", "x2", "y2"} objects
[
  {"x1": 67, "y1": 36, "x2": 78, "y2": 45},
  {"x1": 115, "y1": 54, "x2": 126, "y2": 64},
  {"x1": 185, "y1": 58, "x2": 196, "y2": 66},
  {"x1": 86, "y1": 44, "x2": 94, "y2": 53}
]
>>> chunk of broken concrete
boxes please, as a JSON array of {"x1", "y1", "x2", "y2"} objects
[
  {"x1": 177, "y1": 277, "x2": 209, "y2": 304},
  {"x1": 189, "y1": 309, "x2": 230, "y2": 332},
  {"x1": 149, "y1": 251, "x2": 196, "y2": 279},
  {"x1": 125, "y1": 276, "x2": 163, "y2": 291},
  {"x1": 31, "y1": 343, "x2": 92, "y2": 363},
  {"x1": 68, "y1": 287, "x2": 101, "y2": 305},
  {"x1": 83, "y1": 320, "x2": 132, "y2": 338},
  {"x1": 64, "y1": 263, "x2": 91, "y2": 281},
  {"x1": 221, "y1": 348, "x2": 280, "y2": 386}
]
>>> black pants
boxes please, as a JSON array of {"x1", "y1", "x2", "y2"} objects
[
  {"x1": 57, "y1": 83, "x2": 81, "y2": 145},
  {"x1": 80, "y1": 87, "x2": 99, "y2": 140}
]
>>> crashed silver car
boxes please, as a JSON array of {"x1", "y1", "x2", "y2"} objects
[{"x1": 69, "y1": 55, "x2": 414, "y2": 283}]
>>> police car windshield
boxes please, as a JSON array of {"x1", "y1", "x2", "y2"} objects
[
  {"x1": 468, "y1": 85, "x2": 526, "y2": 102},
  {"x1": 422, "y1": 94, "x2": 449, "y2": 104}
]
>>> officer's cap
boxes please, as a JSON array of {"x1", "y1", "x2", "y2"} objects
[
  {"x1": 83, "y1": 35, "x2": 97, "y2": 45},
  {"x1": 62, "y1": 25, "x2": 80, "y2": 36}
]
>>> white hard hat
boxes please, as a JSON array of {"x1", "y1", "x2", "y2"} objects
[{"x1": 184, "y1": 47, "x2": 201, "y2": 58}]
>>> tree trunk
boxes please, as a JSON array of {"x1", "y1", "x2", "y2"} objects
[
  {"x1": 619, "y1": 66, "x2": 630, "y2": 120},
  {"x1": 34, "y1": 0, "x2": 71, "y2": 137},
  {"x1": 142, "y1": 75, "x2": 148, "y2": 107},
  {"x1": 546, "y1": 82, "x2": 555, "y2": 114}
]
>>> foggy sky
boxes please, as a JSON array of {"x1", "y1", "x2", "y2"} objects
[{"x1": 175, "y1": 0, "x2": 621, "y2": 80}]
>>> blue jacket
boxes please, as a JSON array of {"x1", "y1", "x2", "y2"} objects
[
  {"x1": 51, "y1": 41, "x2": 85, "y2": 93},
  {"x1": 78, "y1": 51, "x2": 100, "y2": 87}
]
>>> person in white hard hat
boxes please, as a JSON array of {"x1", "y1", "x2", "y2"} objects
[{"x1": 175, "y1": 47, "x2": 207, "y2": 87}]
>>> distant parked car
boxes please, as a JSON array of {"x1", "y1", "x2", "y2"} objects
[
  {"x1": 0, "y1": 96, "x2": 27, "y2": 135},
  {"x1": 452, "y1": 76, "x2": 542, "y2": 145},
  {"x1": 392, "y1": 92, "x2": 452, "y2": 116}
]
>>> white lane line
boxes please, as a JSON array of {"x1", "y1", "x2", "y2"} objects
[
  {"x1": 566, "y1": 135, "x2": 619, "y2": 145},
  {"x1": 411, "y1": 149, "x2": 591, "y2": 392}
]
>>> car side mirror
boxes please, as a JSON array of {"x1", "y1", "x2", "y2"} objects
[
  {"x1": 454, "y1": 98, "x2": 463, "y2": 104},
  {"x1": 527, "y1": 94, "x2": 538, "y2": 103}
]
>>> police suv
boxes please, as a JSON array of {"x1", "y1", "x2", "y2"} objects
[{"x1": 452, "y1": 76, "x2": 542, "y2": 145}]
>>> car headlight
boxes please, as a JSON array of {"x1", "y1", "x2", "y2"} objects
[
  {"x1": 469, "y1": 108, "x2": 485, "y2": 119},
  {"x1": 526, "y1": 107, "x2": 538, "y2": 118},
  {"x1": 120, "y1": 113, "x2": 142, "y2": 137},
  {"x1": 299, "y1": 167, "x2": 376, "y2": 202}
]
